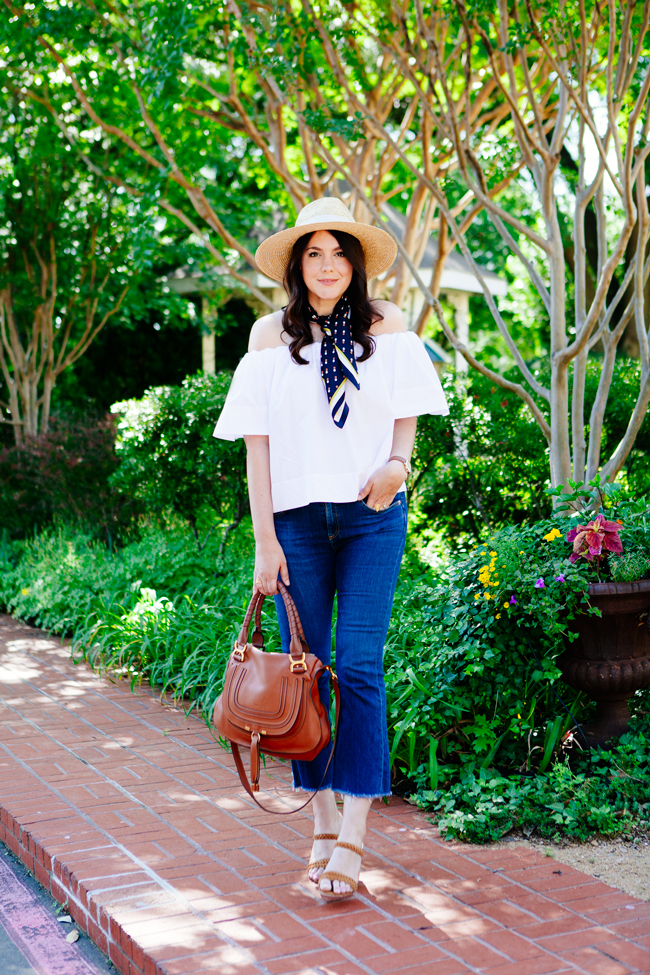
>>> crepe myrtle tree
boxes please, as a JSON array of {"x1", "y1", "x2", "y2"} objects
[
  {"x1": 8, "y1": 0, "x2": 650, "y2": 489},
  {"x1": 0, "y1": 90, "x2": 198, "y2": 445},
  {"x1": 4, "y1": 0, "x2": 529, "y2": 327},
  {"x1": 282, "y1": 0, "x2": 650, "y2": 493},
  {"x1": 0, "y1": 97, "x2": 131, "y2": 444},
  {"x1": 380, "y1": 0, "x2": 650, "y2": 492}
]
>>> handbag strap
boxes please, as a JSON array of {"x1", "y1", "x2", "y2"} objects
[
  {"x1": 237, "y1": 580, "x2": 309, "y2": 662},
  {"x1": 230, "y1": 668, "x2": 341, "y2": 814}
]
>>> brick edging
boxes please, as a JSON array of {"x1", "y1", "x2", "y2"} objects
[{"x1": 1, "y1": 807, "x2": 149, "y2": 975}]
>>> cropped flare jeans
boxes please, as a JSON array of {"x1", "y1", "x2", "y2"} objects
[{"x1": 273, "y1": 495, "x2": 407, "y2": 798}]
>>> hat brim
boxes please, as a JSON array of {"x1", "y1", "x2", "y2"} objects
[{"x1": 255, "y1": 221, "x2": 397, "y2": 283}]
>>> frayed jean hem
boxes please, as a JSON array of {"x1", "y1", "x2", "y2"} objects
[
  {"x1": 291, "y1": 784, "x2": 332, "y2": 794},
  {"x1": 334, "y1": 788, "x2": 392, "y2": 800},
  {"x1": 292, "y1": 784, "x2": 391, "y2": 800}
]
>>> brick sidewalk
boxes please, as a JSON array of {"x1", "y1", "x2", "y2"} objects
[{"x1": 1, "y1": 614, "x2": 649, "y2": 975}]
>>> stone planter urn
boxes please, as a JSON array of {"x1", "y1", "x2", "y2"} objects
[{"x1": 559, "y1": 580, "x2": 650, "y2": 748}]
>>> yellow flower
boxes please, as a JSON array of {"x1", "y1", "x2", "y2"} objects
[
  {"x1": 543, "y1": 528, "x2": 562, "y2": 542},
  {"x1": 503, "y1": 602, "x2": 509, "y2": 609},
  {"x1": 496, "y1": 613, "x2": 501, "y2": 619},
  {"x1": 21, "y1": 588, "x2": 29, "y2": 595},
  {"x1": 474, "y1": 594, "x2": 480, "y2": 600},
  {"x1": 484, "y1": 593, "x2": 491, "y2": 600},
  {"x1": 490, "y1": 580, "x2": 499, "y2": 586},
  {"x1": 517, "y1": 713, "x2": 522, "y2": 719},
  {"x1": 490, "y1": 550, "x2": 497, "y2": 557}
]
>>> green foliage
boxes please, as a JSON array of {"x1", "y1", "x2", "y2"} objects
[
  {"x1": 0, "y1": 86, "x2": 200, "y2": 436},
  {"x1": 76, "y1": 568, "x2": 270, "y2": 721},
  {"x1": 2, "y1": 511, "x2": 649, "y2": 842},
  {"x1": 384, "y1": 519, "x2": 593, "y2": 788},
  {"x1": 0, "y1": 98, "x2": 127, "y2": 302},
  {"x1": 110, "y1": 373, "x2": 248, "y2": 548},
  {"x1": 386, "y1": 487, "x2": 650, "y2": 795},
  {"x1": 412, "y1": 359, "x2": 650, "y2": 545},
  {"x1": 0, "y1": 520, "x2": 244, "y2": 634},
  {"x1": 610, "y1": 552, "x2": 650, "y2": 583},
  {"x1": 0, "y1": 519, "x2": 269, "y2": 719},
  {"x1": 300, "y1": 108, "x2": 366, "y2": 140},
  {"x1": 412, "y1": 370, "x2": 551, "y2": 541},
  {"x1": 419, "y1": 723, "x2": 650, "y2": 842},
  {"x1": 1, "y1": 1, "x2": 292, "y2": 262}
]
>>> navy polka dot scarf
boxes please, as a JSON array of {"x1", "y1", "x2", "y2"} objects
[{"x1": 309, "y1": 296, "x2": 360, "y2": 428}]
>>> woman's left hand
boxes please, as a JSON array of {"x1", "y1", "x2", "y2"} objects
[{"x1": 358, "y1": 460, "x2": 405, "y2": 511}]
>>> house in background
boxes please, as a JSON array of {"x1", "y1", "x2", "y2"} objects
[{"x1": 167, "y1": 202, "x2": 508, "y2": 375}]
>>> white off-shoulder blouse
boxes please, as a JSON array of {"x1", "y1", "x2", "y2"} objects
[{"x1": 213, "y1": 331, "x2": 448, "y2": 513}]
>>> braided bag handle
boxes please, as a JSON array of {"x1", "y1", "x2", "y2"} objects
[{"x1": 237, "y1": 580, "x2": 308, "y2": 660}]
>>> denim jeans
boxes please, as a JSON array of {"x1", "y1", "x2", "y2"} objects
[{"x1": 273, "y1": 495, "x2": 407, "y2": 798}]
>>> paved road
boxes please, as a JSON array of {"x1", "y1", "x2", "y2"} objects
[{"x1": 0, "y1": 847, "x2": 113, "y2": 975}]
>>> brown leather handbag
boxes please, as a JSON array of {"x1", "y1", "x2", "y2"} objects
[{"x1": 213, "y1": 580, "x2": 339, "y2": 809}]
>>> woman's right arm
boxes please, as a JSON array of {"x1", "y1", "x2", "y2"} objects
[{"x1": 244, "y1": 434, "x2": 289, "y2": 595}]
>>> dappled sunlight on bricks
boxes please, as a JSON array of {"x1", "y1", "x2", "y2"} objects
[{"x1": 2, "y1": 615, "x2": 650, "y2": 975}]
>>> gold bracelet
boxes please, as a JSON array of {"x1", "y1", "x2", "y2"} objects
[{"x1": 388, "y1": 454, "x2": 412, "y2": 477}]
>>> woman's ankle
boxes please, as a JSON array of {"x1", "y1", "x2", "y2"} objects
[
  {"x1": 338, "y1": 796, "x2": 371, "y2": 845},
  {"x1": 311, "y1": 790, "x2": 342, "y2": 834}
]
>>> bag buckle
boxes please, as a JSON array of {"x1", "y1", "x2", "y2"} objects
[
  {"x1": 232, "y1": 643, "x2": 246, "y2": 662},
  {"x1": 289, "y1": 653, "x2": 307, "y2": 673}
]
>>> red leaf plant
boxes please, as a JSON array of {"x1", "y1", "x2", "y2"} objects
[{"x1": 566, "y1": 514, "x2": 623, "y2": 564}]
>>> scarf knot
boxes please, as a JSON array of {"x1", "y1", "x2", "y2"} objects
[{"x1": 309, "y1": 297, "x2": 360, "y2": 428}]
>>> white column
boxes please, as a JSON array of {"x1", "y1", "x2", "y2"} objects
[
  {"x1": 446, "y1": 290, "x2": 470, "y2": 373},
  {"x1": 201, "y1": 297, "x2": 216, "y2": 375}
]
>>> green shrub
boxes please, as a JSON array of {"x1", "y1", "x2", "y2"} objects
[
  {"x1": 0, "y1": 519, "x2": 272, "y2": 719},
  {"x1": 0, "y1": 415, "x2": 132, "y2": 540},
  {"x1": 412, "y1": 370, "x2": 550, "y2": 541},
  {"x1": 0, "y1": 519, "x2": 254, "y2": 633},
  {"x1": 74, "y1": 569, "x2": 279, "y2": 719},
  {"x1": 412, "y1": 359, "x2": 650, "y2": 544},
  {"x1": 110, "y1": 372, "x2": 247, "y2": 549},
  {"x1": 418, "y1": 722, "x2": 650, "y2": 842},
  {"x1": 385, "y1": 484, "x2": 650, "y2": 799},
  {"x1": 384, "y1": 516, "x2": 595, "y2": 786}
]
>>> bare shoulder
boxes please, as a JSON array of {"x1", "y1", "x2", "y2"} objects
[
  {"x1": 370, "y1": 300, "x2": 407, "y2": 335},
  {"x1": 248, "y1": 310, "x2": 288, "y2": 351}
]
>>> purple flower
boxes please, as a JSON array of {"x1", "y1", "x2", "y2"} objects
[
  {"x1": 554, "y1": 574, "x2": 566, "y2": 583},
  {"x1": 509, "y1": 596, "x2": 518, "y2": 605},
  {"x1": 534, "y1": 578, "x2": 545, "y2": 589}
]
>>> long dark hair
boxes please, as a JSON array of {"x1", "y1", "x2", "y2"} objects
[{"x1": 282, "y1": 229, "x2": 383, "y2": 365}]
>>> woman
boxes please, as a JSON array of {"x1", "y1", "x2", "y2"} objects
[{"x1": 214, "y1": 198, "x2": 448, "y2": 901}]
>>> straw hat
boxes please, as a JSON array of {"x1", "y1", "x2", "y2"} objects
[{"x1": 255, "y1": 198, "x2": 397, "y2": 282}]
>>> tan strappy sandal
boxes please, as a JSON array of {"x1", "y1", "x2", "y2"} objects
[
  {"x1": 307, "y1": 833, "x2": 339, "y2": 883},
  {"x1": 318, "y1": 841, "x2": 363, "y2": 901}
]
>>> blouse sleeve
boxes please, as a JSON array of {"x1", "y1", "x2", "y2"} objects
[
  {"x1": 390, "y1": 332, "x2": 449, "y2": 418},
  {"x1": 213, "y1": 351, "x2": 270, "y2": 441}
]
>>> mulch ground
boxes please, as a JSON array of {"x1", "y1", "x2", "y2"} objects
[{"x1": 1, "y1": 613, "x2": 649, "y2": 975}]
